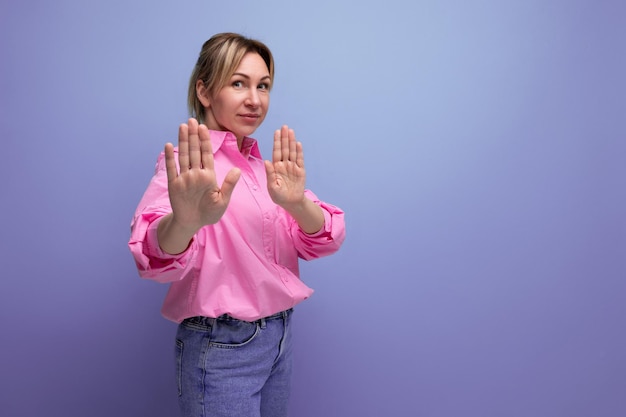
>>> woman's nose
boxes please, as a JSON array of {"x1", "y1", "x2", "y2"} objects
[{"x1": 245, "y1": 89, "x2": 260, "y2": 107}]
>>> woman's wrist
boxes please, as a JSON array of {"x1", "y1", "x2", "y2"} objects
[
  {"x1": 283, "y1": 197, "x2": 324, "y2": 234},
  {"x1": 157, "y1": 213, "x2": 198, "y2": 255}
]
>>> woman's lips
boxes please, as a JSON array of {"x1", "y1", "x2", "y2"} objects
[{"x1": 239, "y1": 114, "x2": 261, "y2": 123}]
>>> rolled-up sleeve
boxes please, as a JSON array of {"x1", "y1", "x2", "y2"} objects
[
  {"x1": 292, "y1": 190, "x2": 346, "y2": 260},
  {"x1": 129, "y1": 210, "x2": 197, "y2": 283}
]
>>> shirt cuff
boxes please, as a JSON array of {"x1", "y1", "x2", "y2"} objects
[
  {"x1": 144, "y1": 216, "x2": 194, "y2": 260},
  {"x1": 301, "y1": 204, "x2": 333, "y2": 238}
]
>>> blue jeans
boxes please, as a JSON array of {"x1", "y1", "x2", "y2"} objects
[{"x1": 175, "y1": 309, "x2": 294, "y2": 417}]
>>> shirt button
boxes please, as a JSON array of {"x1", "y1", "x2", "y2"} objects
[{"x1": 252, "y1": 185, "x2": 258, "y2": 191}]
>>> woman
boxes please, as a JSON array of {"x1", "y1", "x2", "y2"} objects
[{"x1": 128, "y1": 32, "x2": 345, "y2": 417}]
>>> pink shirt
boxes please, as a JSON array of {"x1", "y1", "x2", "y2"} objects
[{"x1": 128, "y1": 130, "x2": 345, "y2": 323}]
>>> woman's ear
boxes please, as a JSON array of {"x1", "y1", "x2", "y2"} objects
[{"x1": 196, "y1": 80, "x2": 211, "y2": 108}]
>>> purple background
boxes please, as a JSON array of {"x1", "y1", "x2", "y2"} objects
[{"x1": 1, "y1": 1, "x2": 625, "y2": 416}]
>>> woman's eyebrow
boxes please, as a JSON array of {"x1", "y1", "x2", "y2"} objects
[{"x1": 232, "y1": 73, "x2": 271, "y2": 80}]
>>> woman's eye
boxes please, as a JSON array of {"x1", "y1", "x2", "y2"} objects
[
  {"x1": 232, "y1": 81, "x2": 243, "y2": 88},
  {"x1": 258, "y1": 83, "x2": 269, "y2": 90}
]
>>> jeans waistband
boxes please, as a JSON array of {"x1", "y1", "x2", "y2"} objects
[
  {"x1": 182, "y1": 308, "x2": 293, "y2": 329},
  {"x1": 217, "y1": 308, "x2": 293, "y2": 325}
]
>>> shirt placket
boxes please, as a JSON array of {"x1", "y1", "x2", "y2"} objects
[{"x1": 239, "y1": 164, "x2": 276, "y2": 264}]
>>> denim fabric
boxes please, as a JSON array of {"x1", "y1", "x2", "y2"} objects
[{"x1": 175, "y1": 309, "x2": 294, "y2": 417}]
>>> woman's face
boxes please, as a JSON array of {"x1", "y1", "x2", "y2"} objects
[{"x1": 203, "y1": 52, "x2": 271, "y2": 142}]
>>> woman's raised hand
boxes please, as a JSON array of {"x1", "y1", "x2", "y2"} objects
[
  {"x1": 264, "y1": 125, "x2": 307, "y2": 209},
  {"x1": 164, "y1": 118, "x2": 241, "y2": 234}
]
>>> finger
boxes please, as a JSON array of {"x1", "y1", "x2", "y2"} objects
[
  {"x1": 220, "y1": 168, "x2": 241, "y2": 200},
  {"x1": 288, "y1": 128, "x2": 297, "y2": 162},
  {"x1": 296, "y1": 141, "x2": 305, "y2": 168},
  {"x1": 178, "y1": 123, "x2": 189, "y2": 173},
  {"x1": 281, "y1": 125, "x2": 290, "y2": 161},
  {"x1": 198, "y1": 124, "x2": 214, "y2": 171},
  {"x1": 187, "y1": 118, "x2": 201, "y2": 169},
  {"x1": 273, "y1": 128, "x2": 281, "y2": 163},
  {"x1": 164, "y1": 142, "x2": 178, "y2": 183},
  {"x1": 264, "y1": 159, "x2": 275, "y2": 179}
]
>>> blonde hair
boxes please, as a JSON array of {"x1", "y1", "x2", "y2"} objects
[{"x1": 188, "y1": 33, "x2": 275, "y2": 124}]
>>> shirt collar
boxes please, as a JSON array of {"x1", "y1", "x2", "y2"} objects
[{"x1": 208, "y1": 130, "x2": 262, "y2": 159}]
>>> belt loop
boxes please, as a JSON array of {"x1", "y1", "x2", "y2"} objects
[{"x1": 259, "y1": 317, "x2": 267, "y2": 329}]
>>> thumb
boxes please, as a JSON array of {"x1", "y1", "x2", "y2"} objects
[
  {"x1": 264, "y1": 160, "x2": 275, "y2": 178},
  {"x1": 220, "y1": 168, "x2": 241, "y2": 199}
]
